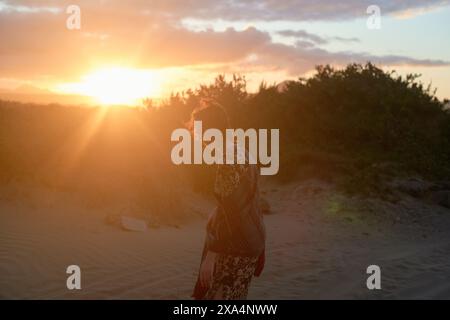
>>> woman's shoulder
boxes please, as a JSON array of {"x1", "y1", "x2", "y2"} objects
[
  {"x1": 214, "y1": 162, "x2": 249, "y2": 197},
  {"x1": 214, "y1": 144, "x2": 256, "y2": 197}
]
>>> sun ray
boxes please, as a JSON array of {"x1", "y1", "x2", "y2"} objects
[{"x1": 54, "y1": 106, "x2": 110, "y2": 177}]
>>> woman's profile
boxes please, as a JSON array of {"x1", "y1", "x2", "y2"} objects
[{"x1": 191, "y1": 100, "x2": 266, "y2": 300}]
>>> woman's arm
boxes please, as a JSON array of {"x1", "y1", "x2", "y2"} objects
[{"x1": 200, "y1": 250, "x2": 217, "y2": 288}]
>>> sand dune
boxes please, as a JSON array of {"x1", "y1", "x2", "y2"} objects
[{"x1": 1, "y1": 180, "x2": 450, "y2": 299}]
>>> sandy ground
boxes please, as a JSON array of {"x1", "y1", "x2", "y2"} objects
[{"x1": 1, "y1": 180, "x2": 450, "y2": 299}]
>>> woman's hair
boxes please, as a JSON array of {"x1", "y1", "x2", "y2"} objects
[{"x1": 188, "y1": 99, "x2": 231, "y2": 133}]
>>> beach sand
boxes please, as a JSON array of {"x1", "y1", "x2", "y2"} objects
[{"x1": 1, "y1": 180, "x2": 450, "y2": 299}]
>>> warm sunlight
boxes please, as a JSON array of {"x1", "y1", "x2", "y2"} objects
[
  {"x1": 57, "y1": 68, "x2": 162, "y2": 105},
  {"x1": 3, "y1": 0, "x2": 450, "y2": 303}
]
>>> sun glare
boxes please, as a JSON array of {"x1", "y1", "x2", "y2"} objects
[{"x1": 57, "y1": 67, "x2": 162, "y2": 105}]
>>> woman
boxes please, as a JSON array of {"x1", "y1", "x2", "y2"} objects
[{"x1": 191, "y1": 101, "x2": 266, "y2": 300}]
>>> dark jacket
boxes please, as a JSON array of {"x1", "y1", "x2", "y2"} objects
[
  {"x1": 205, "y1": 162, "x2": 266, "y2": 257},
  {"x1": 192, "y1": 161, "x2": 266, "y2": 300}
]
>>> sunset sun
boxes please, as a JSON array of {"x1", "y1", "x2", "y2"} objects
[{"x1": 57, "y1": 67, "x2": 162, "y2": 105}]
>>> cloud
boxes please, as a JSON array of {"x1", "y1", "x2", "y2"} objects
[
  {"x1": 277, "y1": 30, "x2": 360, "y2": 45},
  {"x1": 0, "y1": 0, "x2": 448, "y2": 83},
  {"x1": 3, "y1": 0, "x2": 450, "y2": 21},
  {"x1": 277, "y1": 30, "x2": 328, "y2": 45},
  {"x1": 330, "y1": 36, "x2": 360, "y2": 44},
  {"x1": 252, "y1": 41, "x2": 450, "y2": 75},
  {"x1": 0, "y1": 9, "x2": 271, "y2": 79}
]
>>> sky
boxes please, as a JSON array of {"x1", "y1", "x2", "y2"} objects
[{"x1": 0, "y1": 0, "x2": 449, "y2": 104}]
